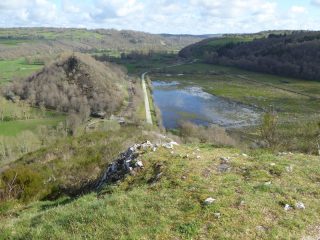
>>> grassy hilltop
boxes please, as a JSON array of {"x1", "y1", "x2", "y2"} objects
[{"x1": 0, "y1": 126, "x2": 319, "y2": 239}]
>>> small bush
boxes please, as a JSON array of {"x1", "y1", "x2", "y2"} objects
[
  {"x1": 0, "y1": 166, "x2": 52, "y2": 202},
  {"x1": 260, "y1": 111, "x2": 278, "y2": 149},
  {"x1": 178, "y1": 121, "x2": 236, "y2": 146}
]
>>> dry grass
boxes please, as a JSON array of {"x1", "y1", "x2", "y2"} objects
[{"x1": 178, "y1": 121, "x2": 236, "y2": 146}]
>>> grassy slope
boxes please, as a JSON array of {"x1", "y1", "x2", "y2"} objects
[{"x1": 1, "y1": 142, "x2": 319, "y2": 239}]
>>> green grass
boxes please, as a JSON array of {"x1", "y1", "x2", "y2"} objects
[
  {"x1": 206, "y1": 36, "x2": 254, "y2": 47},
  {"x1": 0, "y1": 97, "x2": 66, "y2": 136},
  {"x1": 0, "y1": 58, "x2": 42, "y2": 85},
  {"x1": 0, "y1": 39, "x2": 31, "y2": 46},
  {"x1": 0, "y1": 117, "x2": 65, "y2": 137},
  {"x1": 1, "y1": 142, "x2": 319, "y2": 239}
]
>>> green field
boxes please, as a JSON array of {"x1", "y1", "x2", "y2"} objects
[
  {"x1": 0, "y1": 59, "x2": 42, "y2": 84},
  {"x1": 0, "y1": 117, "x2": 65, "y2": 137},
  {"x1": 206, "y1": 36, "x2": 254, "y2": 47}
]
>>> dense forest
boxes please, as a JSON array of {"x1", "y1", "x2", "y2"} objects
[
  {"x1": 180, "y1": 31, "x2": 320, "y2": 81},
  {"x1": 6, "y1": 53, "x2": 126, "y2": 119}
]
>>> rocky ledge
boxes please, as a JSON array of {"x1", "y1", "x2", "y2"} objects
[{"x1": 96, "y1": 140, "x2": 179, "y2": 189}]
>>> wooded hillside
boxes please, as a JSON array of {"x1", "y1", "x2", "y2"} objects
[
  {"x1": 7, "y1": 53, "x2": 126, "y2": 118},
  {"x1": 180, "y1": 31, "x2": 320, "y2": 81}
]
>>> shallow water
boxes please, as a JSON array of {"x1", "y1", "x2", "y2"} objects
[{"x1": 152, "y1": 80, "x2": 260, "y2": 129}]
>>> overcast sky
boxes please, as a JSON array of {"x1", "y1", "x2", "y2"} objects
[{"x1": 0, "y1": 0, "x2": 320, "y2": 34}]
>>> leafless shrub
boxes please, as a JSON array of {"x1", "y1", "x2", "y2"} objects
[
  {"x1": 260, "y1": 110, "x2": 279, "y2": 149},
  {"x1": 178, "y1": 121, "x2": 236, "y2": 146}
]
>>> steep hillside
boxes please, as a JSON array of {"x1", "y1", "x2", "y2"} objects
[
  {"x1": 179, "y1": 35, "x2": 255, "y2": 59},
  {"x1": 180, "y1": 31, "x2": 320, "y2": 81},
  {"x1": 0, "y1": 127, "x2": 319, "y2": 239},
  {"x1": 0, "y1": 28, "x2": 208, "y2": 59},
  {"x1": 7, "y1": 53, "x2": 126, "y2": 118},
  {"x1": 178, "y1": 31, "x2": 294, "y2": 58}
]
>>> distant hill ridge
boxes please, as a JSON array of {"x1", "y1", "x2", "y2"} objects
[
  {"x1": 180, "y1": 31, "x2": 320, "y2": 81},
  {"x1": 0, "y1": 28, "x2": 209, "y2": 59}
]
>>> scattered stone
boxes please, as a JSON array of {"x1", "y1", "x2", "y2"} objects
[
  {"x1": 152, "y1": 147, "x2": 157, "y2": 152},
  {"x1": 181, "y1": 176, "x2": 187, "y2": 180},
  {"x1": 135, "y1": 160, "x2": 144, "y2": 168},
  {"x1": 284, "y1": 204, "x2": 293, "y2": 211},
  {"x1": 196, "y1": 148, "x2": 201, "y2": 152},
  {"x1": 285, "y1": 165, "x2": 294, "y2": 173},
  {"x1": 270, "y1": 163, "x2": 276, "y2": 166},
  {"x1": 204, "y1": 197, "x2": 216, "y2": 205},
  {"x1": 240, "y1": 200, "x2": 245, "y2": 206},
  {"x1": 162, "y1": 143, "x2": 173, "y2": 149},
  {"x1": 196, "y1": 155, "x2": 201, "y2": 159},
  {"x1": 256, "y1": 225, "x2": 267, "y2": 232},
  {"x1": 220, "y1": 157, "x2": 231, "y2": 164},
  {"x1": 295, "y1": 202, "x2": 306, "y2": 210},
  {"x1": 218, "y1": 164, "x2": 231, "y2": 173},
  {"x1": 214, "y1": 212, "x2": 221, "y2": 219},
  {"x1": 171, "y1": 141, "x2": 179, "y2": 146},
  {"x1": 141, "y1": 141, "x2": 153, "y2": 149},
  {"x1": 264, "y1": 181, "x2": 272, "y2": 186},
  {"x1": 278, "y1": 152, "x2": 288, "y2": 156},
  {"x1": 171, "y1": 151, "x2": 174, "y2": 155},
  {"x1": 242, "y1": 153, "x2": 248, "y2": 157},
  {"x1": 162, "y1": 141, "x2": 179, "y2": 149}
]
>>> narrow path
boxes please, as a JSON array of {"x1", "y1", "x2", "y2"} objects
[{"x1": 141, "y1": 72, "x2": 153, "y2": 125}]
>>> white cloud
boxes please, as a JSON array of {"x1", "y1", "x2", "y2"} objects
[
  {"x1": 0, "y1": 0, "x2": 319, "y2": 34},
  {"x1": 62, "y1": 0, "x2": 81, "y2": 13},
  {"x1": 0, "y1": 0, "x2": 59, "y2": 26},
  {"x1": 290, "y1": 6, "x2": 307, "y2": 14}
]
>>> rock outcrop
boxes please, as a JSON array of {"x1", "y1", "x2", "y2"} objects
[{"x1": 96, "y1": 140, "x2": 179, "y2": 189}]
